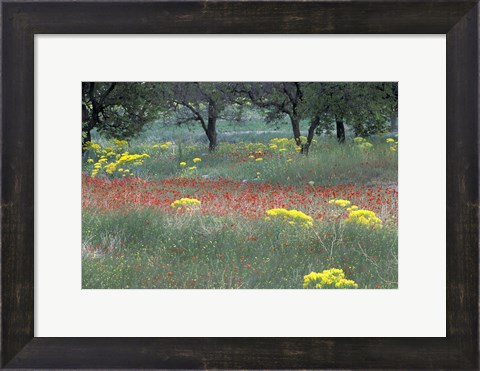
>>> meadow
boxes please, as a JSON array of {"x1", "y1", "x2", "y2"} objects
[{"x1": 82, "y1": 122, "x2": 398, "y2": 289}]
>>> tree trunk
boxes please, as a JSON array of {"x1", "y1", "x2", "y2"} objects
[
  {"x1": 207, "y1": 100, "x2": 218, "y2": 152},
  {"x1": 207, "y1": 130, "x2": 217, "y2": 152},
  {"x1": 82, "y1": 103, "x2": 91, "y2": 154},
  {"x1": 81, "y1": 82, "x2": 116, "y2": 154},
  {"x1": 82, "y1": 123, "x2": 93, "y2": 154},
  {"x1": 289, "y1": 115, "x2": 302, "y2": 149},
  {"x1": 336, "y1": 119, "x2": 345, "y2": 143},
  {"x1": 302, "y1": 114, "x2": 321, "y2": 155}
]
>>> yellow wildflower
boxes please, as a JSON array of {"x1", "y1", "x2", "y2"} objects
[
  {"x1": 113, "y1": 139, "x2": 128, "y2": 147},
  {"x1": 171, "y1": 197, "x2": 201, "y2": 210},
  {"x1": 266, "y1": 208, "x2": 313, "y2": 228},
  {"x1": 303, "y1": 268, "x2": 358, "y2": 289},
  {"x1": 330, "y1": 199, "x2": 351, "y2": 207},
  {"x1": 83, "y1": 141, "x2": 101, "y2": 152},
  {"x1": 345, "y1": 209, "x2": 383, "y2": 228},
  {"x1": 104, "y1": 163, "x2": 117, "y2": 174}
]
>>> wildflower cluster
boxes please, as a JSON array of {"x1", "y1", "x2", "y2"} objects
[
  {"x1": 152, "y1": 141, "x2": 173, "y2": 150},
  {"x1": 354, "y1": 137, "x2": 373, "y2": 149},
  {"x1": 246, "y1": 150, "x2": 267, "y2": 162},
  {"x1": 345, "y1": 209, "x2": 383, "y2": 228},
  {"x1": 270, "y1": 137, "x2": 290, "y2": 149},
  {"x1": 113, "y1": 139, "x2": 128, "y2": 148},
  {"x1": 329, "y1": 199, "x2": 351, "y2": 208},
  {"x1": 170, "y1": 197, "x2": 201, "y2": 210},
  {"x1": 84, "y1": 140, "x2": 150, "y2": 177},
  {"x1": 243, "y1": 143, "x2": 268, "y2": 155},
  {"x1": 385, "y1": 135, "x2": 398, "y2": 152},
  {"x1": 179, "y1": 157, "x2": 201, "y2": 173},
  {"x1": 236, "y1": 136, "x2": 313, "y2": 159},
  {"x1": 303, "y1": 268, "x2": 358, "y2": 289},
  {"x1": 84, "y1": 142, "x2": 101, "y2": 152},
  {"x1": 265, "y1": 208, "x2": 313, "y2": 227},
  {"x1": 269, "y1": 137, "x2": 310, "y2": 153}
]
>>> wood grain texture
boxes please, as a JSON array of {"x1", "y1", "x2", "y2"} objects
[
  {"x1": 1, "y1": 337, "x2": 468, "y2": 369},
  {"x1": 446, "y1": 3, "x2": 479, "y2": 367},
  {"x1": 1, "y1": 2, "x2": 35, "y2": 368},
  {"x1": 1, "y1": 0, "x2": 478, "y2": 369},
  {"x1": 3, "y1": 1, "x2": 479, "y2": 34}
]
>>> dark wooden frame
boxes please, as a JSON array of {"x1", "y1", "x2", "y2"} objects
[{"x1": 1, "y1": 0, "x2": 478, "y2": 369}]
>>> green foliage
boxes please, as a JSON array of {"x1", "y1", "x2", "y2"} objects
[
  {"x1": 304, "y1": 82, "x2": 397, "y2": 137},
  {"x1": 82, "y1": 82, "x2": 161, "y2": 140},
  {"x1": 83, "y1": 82, "x2": 398, "y2": 148}
]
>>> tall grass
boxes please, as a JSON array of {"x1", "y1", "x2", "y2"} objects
[
  {"x1": 118, "y1": 136, "x2": 397, "y2": 186},
  {"x1": 83, "y1": 124, "x2": 398, "y2": 289},
  {"x1": 82, "y1": 210, "x2": 397, "y2": 289}
]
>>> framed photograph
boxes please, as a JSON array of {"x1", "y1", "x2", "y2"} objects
[{"x1": 2, "y1": 1, "x2": 478, "y2": 369}]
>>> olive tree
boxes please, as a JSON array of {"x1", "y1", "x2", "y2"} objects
[
  {"x1": 82, "y1": 82, "x2": 159, "y2": 150},
  {"x1": 158, "y1": 82, "x2": 236, "y2": 152}
]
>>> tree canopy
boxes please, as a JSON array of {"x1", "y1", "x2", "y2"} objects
[
  {"x1": 82, "y1": 81, "x2": 398, "y2": 153},
  {"x1": 82, "y1": 82, "x2": 159, "y2": 148}
]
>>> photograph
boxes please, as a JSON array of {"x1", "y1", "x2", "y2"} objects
[
  {"x1": 81, "y1": 81, "x2": 398, "y2": 289},
  {"x1": 3, "y1": 0, "x2": 477, "y2": 367}
]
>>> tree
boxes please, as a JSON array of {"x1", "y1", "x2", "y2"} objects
[
  {"x1": 82, "y1": 82, "x2": 158, "y2": 151},
  {"x1": 238, "y1": 82, "x2": 311, "y2": 151},
  {"x1": 158, "y1": 82, "x2": 233, "y2": 152},
  {"x1": 346, "y1": 82, "x2": 397, "y2": 137},
  {"x1": 383, "y1": 82, "x2": 398, "y2": 131},
  {"x1": 308, "y1": 82, "x2": 398, "y2": 142},
  {"x1": 304, "y1": 82, "x2": 349, "y2": 144},
  {"x1": 301, "y1": 83, "x2": 329, "y2": 153}
]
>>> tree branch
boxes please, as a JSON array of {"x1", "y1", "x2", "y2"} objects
[{"x1": 176, "y1": 100, "x2": 208, "y2": 133}]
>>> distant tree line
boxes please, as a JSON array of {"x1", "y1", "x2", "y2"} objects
[{"x1": 82, "y1": 82, "x2": 398, "y2": 154}]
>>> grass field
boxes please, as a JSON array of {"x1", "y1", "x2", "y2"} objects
[{"x1": 82, "y1": 121, "x2": 398, "y2": 289}]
